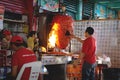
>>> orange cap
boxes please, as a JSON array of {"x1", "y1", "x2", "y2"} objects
[{"x1": 11, "y1": 35, "x2": 23, "y2": 43}]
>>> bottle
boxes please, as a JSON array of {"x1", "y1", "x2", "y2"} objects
[
  {"x1": 0, "y1": 67, "x2": 7, "y2": 80},
  {"x1": 0, "y1": 68, "x2": 4, "y2": 79}
]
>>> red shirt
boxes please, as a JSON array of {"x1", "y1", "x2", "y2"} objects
[
  {"x1": 12, "y1": 48, "x2": 37, "y2": 80},
  {"x1": 82, "y1": 36, "x2": 96, "y2": 64}
]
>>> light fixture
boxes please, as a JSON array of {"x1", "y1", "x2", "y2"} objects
[
  {"x1": 99, "y1": 1, "x2": 110, "y2": 4},
  {"x1": 111, "y1": 6, "x2": 120, "y2": 9}
]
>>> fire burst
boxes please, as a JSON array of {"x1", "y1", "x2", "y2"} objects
[{"x1": 48, "y1": 23, "x2": 59, "y2": 48}]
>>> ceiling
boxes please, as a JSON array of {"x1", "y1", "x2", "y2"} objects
[{"x1": 92, "y1": 0, "x2": 120, "y2": 11}]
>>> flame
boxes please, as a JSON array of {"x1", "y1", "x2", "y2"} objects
[{"x1": 48, "y1": 23, "x2": 59, "y2": 48}]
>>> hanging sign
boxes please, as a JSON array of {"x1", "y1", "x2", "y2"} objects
[
  {"x1": 33, "y1": 0, "x2": 37, "y2": 7},
  {"x1": 39, "y1": 0, "x2": 59, "y2": 12},
  {"x1": 0, "y1": 6, "x2": 5, "y2": 30}
]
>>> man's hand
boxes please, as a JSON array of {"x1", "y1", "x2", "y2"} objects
[{"x1": 70, "y1": 34, "x2": 84, "y2": 43}]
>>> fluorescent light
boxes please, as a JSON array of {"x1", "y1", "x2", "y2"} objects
[
  {"x1": 99, "y1": 1, "x2": 110, "y2": 3},
  {"x1": 111, "y1": 7, "x2": 120, "y2": 8}
]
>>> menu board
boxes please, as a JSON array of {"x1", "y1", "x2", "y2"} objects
[
  {"x1": 38, "y1": 0, "x2": 59, "y2": 12},
  {"x1": 107, "y1": 9, "x2": 116, "y2": 19},
  {"x1": 95, "y1": 3, "x2": 107, "y2": 19}
]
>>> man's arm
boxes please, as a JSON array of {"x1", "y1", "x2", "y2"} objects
[
  {"x1": 75, "y1": 37, "x2": 84, "y2": 43},
  {"x1": 12, "y1": 66, "x2": 18, "y2": 79},
  {"x1": 71, "y1": 35, "x2": 84, "y2": 43}
]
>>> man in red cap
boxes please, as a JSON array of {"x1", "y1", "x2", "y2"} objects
[{"x1": 9, "y1": 35, "x2": 37, "y2": 80}]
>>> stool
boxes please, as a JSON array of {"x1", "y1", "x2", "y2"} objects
[{"x1": 96, "y1": 64, "x2": 108, "y2": 80}]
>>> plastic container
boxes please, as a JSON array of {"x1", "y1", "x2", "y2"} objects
[{"x1": 0, "y1": 67, "x2": 7, "y2": 80}]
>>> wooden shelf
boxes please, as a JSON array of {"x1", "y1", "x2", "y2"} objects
[{"x1": 4, "y1": 18, "x2": 25, "y2": 23}]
